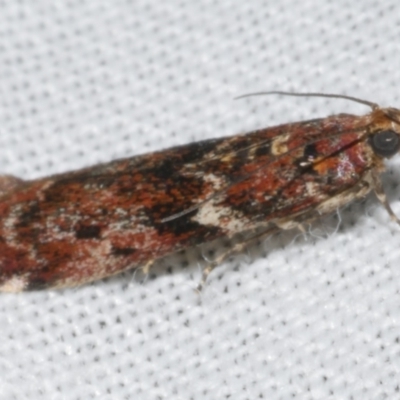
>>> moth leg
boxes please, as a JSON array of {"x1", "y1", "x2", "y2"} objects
[
  {"x1": 141, "y1": 259, "x2": 156, "y2": 275},
  {"x1": 197, "y1": 226, "x2": 280, "y2": 291},
  {"x1": 372, "y1": 173, "x2": 400, "y2": 225}
]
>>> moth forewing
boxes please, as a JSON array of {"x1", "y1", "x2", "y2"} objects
[{"x1": 1, "y1": 95, "x2": 400, "y2": 291}]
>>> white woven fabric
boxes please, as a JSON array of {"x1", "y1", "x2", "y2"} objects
[{"x1": 0, "y1": 1, "x2": 400, "y2": 399}]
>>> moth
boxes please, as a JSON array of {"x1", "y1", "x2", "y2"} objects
[{"x1": 0, "y1": 91, "x2": 399, "y2": 292}]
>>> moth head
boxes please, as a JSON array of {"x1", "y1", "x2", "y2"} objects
[
  {"x1": 369, "y1": 130, "x2": 400, "y2": 158},
  {"x1": 369, "y1": 108, "x2": 400, "y2": 158}
]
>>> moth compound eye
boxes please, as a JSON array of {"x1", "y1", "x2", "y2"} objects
[{"x1": 370, "y1": 130, "x2": 400, "y2": 158}]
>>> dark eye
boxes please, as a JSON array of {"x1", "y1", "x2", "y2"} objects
[{"x1": 370, "y1": 130, "x2": 400, "y2": 158}]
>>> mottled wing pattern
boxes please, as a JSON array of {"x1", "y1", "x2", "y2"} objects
[{"x1": 0, "y1": 112, "x2": 378, "y2": 290}]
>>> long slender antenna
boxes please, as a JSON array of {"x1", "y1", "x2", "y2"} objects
[{"x1": 235, "y1": 90, "x2": 379, "y2": 110}]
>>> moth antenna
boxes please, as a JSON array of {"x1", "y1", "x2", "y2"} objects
[{"x1": 235, "y1": 91, "x2": 379, "y2": 110}]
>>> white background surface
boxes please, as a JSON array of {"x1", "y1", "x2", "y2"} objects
[{"x1": 1, "y1": 1, "x2": 400, "y2": 399}]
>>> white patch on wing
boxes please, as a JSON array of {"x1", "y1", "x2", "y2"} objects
[
  {"x1": 305, "y1": 181, "x2": 320, "y2": 197},
  {"x1": 193, "y1": 202, "x2": 247, "y2": 235},
  {"x1": 316, "y1": 184, "x2": 371, "y2": 215},
  {"x1": 271, "y1": 133, "x2": 290, "y2": 156},
  {"x1": 201, "y1": 173, "x2": 225, "y2": 191},
  {"x1": 0, "y1": 275, "x2": 28, "y2": 292}
]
